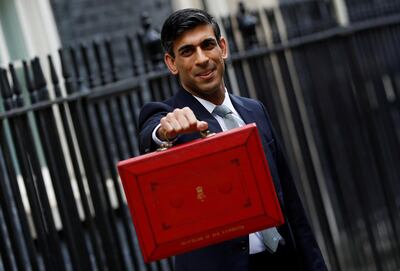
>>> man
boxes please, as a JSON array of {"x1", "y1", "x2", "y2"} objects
[{"x1": 139, "y1": 8, "x2": 327, "y2": 271}]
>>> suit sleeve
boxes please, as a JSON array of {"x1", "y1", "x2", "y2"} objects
[
  {"x1": 138, "y1": 102, "x2": 174, "y2": 154},
  {"x1": 259, "y1": 102, "x2": 327, "y2": 271}
]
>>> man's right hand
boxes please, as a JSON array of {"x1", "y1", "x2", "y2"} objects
[{"x1": 157, "y1": 107, "x2": 208, "y2": 141}]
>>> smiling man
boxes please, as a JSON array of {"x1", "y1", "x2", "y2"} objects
[{"x1": 138, "y1": 8, "x2": 327, "y2": 271}]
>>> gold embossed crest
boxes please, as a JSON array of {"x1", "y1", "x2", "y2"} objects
[{"x1": 196, "y1": 186, "x2": 206, "y2": 202}]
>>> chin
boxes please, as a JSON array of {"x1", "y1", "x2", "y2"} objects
[
  {"x1": 184, "y1": 81, "x2": 223, "y2": 98},
  {"x1": 199, "y1": 81, "x2": 222, "y2": 93},
  {"x1": 199, "y1": 85, "x2": 220, "y2": 95},
  {"x1": 201, "y1": 89, "x2": 225, "y2": 102}
]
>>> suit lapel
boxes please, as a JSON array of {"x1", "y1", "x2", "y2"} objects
[{"x1": 230, "y1": 94, "x2": 256, "y2": 125}]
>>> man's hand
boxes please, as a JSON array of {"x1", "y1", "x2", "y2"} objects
[{"x1": 157, "y1": 107, "x2": 208, "y2": 141}]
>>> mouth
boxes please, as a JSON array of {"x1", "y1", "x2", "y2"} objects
[{"x1": 196, "y1": 69, "x2": 215, "y2": 80}]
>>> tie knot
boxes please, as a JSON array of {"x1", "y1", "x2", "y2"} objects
[{"x1": 213, "y1": 104, "x2": 232, "y2": 118}]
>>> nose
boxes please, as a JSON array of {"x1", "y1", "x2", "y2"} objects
[{"x1": 195, "y1": 47, "x2": 209, "y2": 66}]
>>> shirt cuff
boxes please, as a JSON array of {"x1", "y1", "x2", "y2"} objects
[{"x1": 152, "y1": 124, "x2": 178, "y2": 146}]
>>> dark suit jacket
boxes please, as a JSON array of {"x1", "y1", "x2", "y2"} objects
[{"x1": 139, "y1": 88, "x2": 327, "y2": 271}]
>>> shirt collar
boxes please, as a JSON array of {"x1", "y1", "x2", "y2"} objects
[{"x1": 192, "y1": 89, "x2": 239, "y2": 115}]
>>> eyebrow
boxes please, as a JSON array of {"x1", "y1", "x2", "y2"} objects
[
  {"x1": 177, "y1": 37, "x2": 218, "y2": 54},
  {"x1": 201, "y1": 37, "x2": 217, "y2": 44}
]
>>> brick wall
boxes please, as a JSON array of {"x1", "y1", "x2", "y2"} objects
[{"x1": 49, "y1": 0, "x2": 172, "y2": 79}]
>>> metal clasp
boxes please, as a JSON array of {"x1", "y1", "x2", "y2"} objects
[
  {"x1": 156, "y1": 142, "x2": 173, "y2": 152},
  {"x1": 200, "y1": 129, "x2": 215, "y2": 139}
]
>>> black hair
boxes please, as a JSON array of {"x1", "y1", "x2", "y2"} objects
[{"x1": 161, "y1": 8, "x2": 221, "y2": 57}]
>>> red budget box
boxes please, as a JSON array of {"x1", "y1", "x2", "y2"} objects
[{"x1": 118, "y1": 123, "x2": 284, "y2": 262}]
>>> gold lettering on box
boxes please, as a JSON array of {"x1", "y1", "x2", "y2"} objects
[{"x1": 180, "y1": 225, "x2": 245, "y2": 246}]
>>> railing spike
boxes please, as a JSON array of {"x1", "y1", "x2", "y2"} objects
[
  {"x1": 31, "y1": 57, "x2": 49, "y2": 101},
  {"x1": 59, "y1": 49, "x2": 75, "y2": 94},
  {"x1": 93, "y1": 39, "x2": 106, "y2": 85},
  {"x1": 80, "y1": 43, "x2": 94, "y2": 88},
  {"x1": 9, "y1": 63, "x2": 24, "y2": 107},
  {"x1": 0, "y1": 68, "x2": 15, "y2": 110},
  {"x1": 31, "y1": 57, "x2": 47, "y2": 90},
  {"x1": 48, "y1": 54, "x2": 62, "y2": 98},
  {"x1": 22, "y1": 60, "x2": 35, "y2": 95},
  {"x1": 126, "y1": 35, "x2": 138, "y2": 76},
  {"x1": 105, "y1": 39, "x2": 118, "y2": 82}
]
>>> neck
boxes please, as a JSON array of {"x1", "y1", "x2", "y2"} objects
[
  {"x1": 184, "y1": 84, "x2": 226, "y2": 105},
  {"x1": 205, "y1": 88, "x2": 225, "y2": 105}
]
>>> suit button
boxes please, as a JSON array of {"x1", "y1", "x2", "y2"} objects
[{"x1": 241, "y1": 246, "x2": 247, "y2": 251}]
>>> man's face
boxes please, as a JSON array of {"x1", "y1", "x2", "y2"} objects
[{"x1": 164, "y1": 24, "x2": 228, "y2": 102}]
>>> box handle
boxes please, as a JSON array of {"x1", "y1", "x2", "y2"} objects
[{"x1": 156, "y1": 129, "x2": 215, "y2": 152}]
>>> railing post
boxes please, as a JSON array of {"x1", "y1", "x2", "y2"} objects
[
  {"x1": 31, "y1": 57, "x2": 94, "y2": 271},
  {"x1": 0, "y1": 68, "x2": 31, "y2": 271},
  {"x1": 6, "y1": 63, "x2": 65, "y2": 271},
  {"x1": 93, "y1": 40, "x2": 106, "y2": 85},
  {"x1": 105, "y1": 39, "x2": 118, "y2": 82},
  {"x1": 236, "y1": 1, "x2": 260, "y2": 49},
  {"x1": 80, "y1": 44, "x2": 95, "y2": 89},
  {"x1": 60, "y1": 48, "x2": 128, "y2": 271}
]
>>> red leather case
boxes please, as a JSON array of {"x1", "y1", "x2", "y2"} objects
[{"x1": 118, "y1": 123, "x2": 284, "y2": 262}]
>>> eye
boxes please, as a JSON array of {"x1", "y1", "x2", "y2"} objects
[
  {"x1": 179, "y1": 47, "x2": 194, "y2": 57},
  {"x1": 202, "y1": 39, "x2": 217, "y2": 50}
]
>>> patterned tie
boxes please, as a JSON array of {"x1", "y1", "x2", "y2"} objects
[
  {"x1": 212, "y1": 104, "x2": 245, "y2": 129},
  {"x1": 213, "y1": 104, "x2": 283, "y2": 253}
]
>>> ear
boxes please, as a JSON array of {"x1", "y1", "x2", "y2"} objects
[
  {"x1": 219, "y1": 37, "x2": 228, "y2": 60},
  {"x1": 164, "y1": 53, "x2": 178, "y2": 75}
]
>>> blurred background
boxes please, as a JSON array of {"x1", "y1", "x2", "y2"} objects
[{"x1": 0, "y1": 0, "x2": 399, "y2": 270}]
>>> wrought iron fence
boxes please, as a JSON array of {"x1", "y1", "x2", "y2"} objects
[{"x1": 0, "y1": 1, "x2": 400, "y2": 270}]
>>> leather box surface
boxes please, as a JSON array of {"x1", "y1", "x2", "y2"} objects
[{"x1": 118, "y1": 123, "x2": 284, "y2": 262}]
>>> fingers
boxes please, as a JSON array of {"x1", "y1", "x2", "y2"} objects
[
  {"x1": 157, "y1": 107, "x2": 208, "y2": 140},
  {"x1": 197, "y1": 121, "x2": 208, "y2": 131}
]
